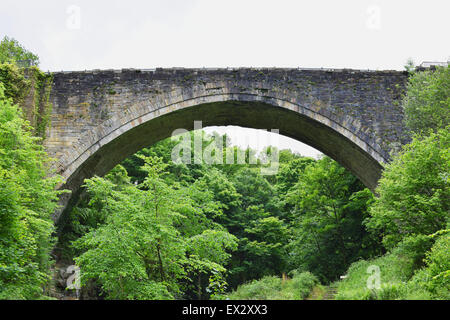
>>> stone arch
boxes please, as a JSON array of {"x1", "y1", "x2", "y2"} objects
[{"x1": 52, "y1": 91, "x2": 387, "y2": 221}]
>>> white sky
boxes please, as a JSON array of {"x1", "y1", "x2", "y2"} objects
[{"x1": 1, "y1": 0, "x2": 448, "y2": 157}]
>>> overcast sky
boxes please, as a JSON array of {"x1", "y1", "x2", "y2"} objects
[{"x1": 2, "y1": 0, "x2": 448, "y2": 157}]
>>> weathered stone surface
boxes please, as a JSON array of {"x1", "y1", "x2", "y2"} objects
[{"x1": 43, "y1": 67, "x2": 410, "y2": 221}]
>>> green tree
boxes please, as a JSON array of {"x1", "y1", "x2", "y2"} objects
[
  {"x1": 0, "y1": 83, "x2": 62, "y2": 299},
  {"x1": 274, "y1": 155, "x2": 315, "y2": 223},
  {"x1": 232, "y1": 167, "x2": 278, "y2": 215},
  {"x1": 74, "y1": 157, "x2": 187, "y2": 299},
  {"x1": 200, "y1": 168, "x2": 241, "y2": 213},
  {"x1": 275, "y1": 156, "x2": 315, "y2": 195},
  {"x1": 73, "y1": 156, "x2": 240, "y2": 300},
  {"x1": 241, "y1": 215, "x2": 290, "y2": 278},
  {"x1": 403, "y1": 66, "x2": 450, "y2": 134},
  {"x1": 286, "y1": 157, "x2": 379, "y2": 282},
  {"x1": 366, "y1": 129, "x2": 449, "y2": 249},
  {"x1": 0, "y1": 36, "x2": 39, "y2": 66},
  {"x1": 0, "y1": 63, "x2": 29, "y2": 103},
  {"x1": 174, "y1": 179, "x2": 225, "y2": 238},
  {"x1": 185, "y1": 230, "x2": 237, "y2": 299},
  {"x1": 418, "y1": 231, "x2": 450, "y2": 299}
]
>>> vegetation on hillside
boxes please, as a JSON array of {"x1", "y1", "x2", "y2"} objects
[
  {"x1": 403, "y1": 65, "x2": 449, "y2": 135},
  {"x1": 0, "y1": 82, "x2": 62, "y2": 299},
  {"x1": 334, "y1": 66, "x2": 450, "y2": 300}
]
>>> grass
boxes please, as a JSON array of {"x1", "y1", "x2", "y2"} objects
[
  {"x1": 333, "y1": 235, "x2": 443, "y2": 300},
  {"x1": 214, "y1": 234, "x2": 449, "y2": 300}
]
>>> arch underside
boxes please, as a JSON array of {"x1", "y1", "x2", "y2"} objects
[{"x1": 54, "y1": 99, "x2": 384, "y2": 222}]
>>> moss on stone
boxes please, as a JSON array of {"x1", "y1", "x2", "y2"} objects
[
  {"x1": 31, "y1": 67, "x2": 53, "y2": 139},
  {"x1": 0, "y1": 63, "x2": 53, "y2": 139}
]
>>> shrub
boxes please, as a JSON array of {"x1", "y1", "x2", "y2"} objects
[
  {"x1": 224, "y1": 276, "x2": 282, "y2": 300},
  {"x1": 0, "y1": 36, "x2": 39, "y2": 66},
  {"x1": 366, "y1": 128, "x2": 449, "y2": 249},
  {"x1": 411, "y1": 232, "x2": 450, "y2": 299},
  {"x1": 390, "y1": 235, "x2": 434, "y2": 279},
  {"x1": 334, "y1": 233, "x2": 448, "y2": 300},
  {"x1": 403, "y1": 66, "x2": 450, "y2": 135},
  {"x1": 219, "y1": 272, "x2": 320, "y2": 300},
  {"x1": 286, "y1": 271, "x2": 320, "y2": 299}
]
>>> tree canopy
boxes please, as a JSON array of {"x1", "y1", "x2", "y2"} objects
[{"x1": 0, "y1": 36, "x2": 39, "y2": 66}]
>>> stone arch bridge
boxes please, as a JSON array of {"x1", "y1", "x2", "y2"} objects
[{"x1": 42, "y1": 68, "x2": 410, "y2": 221}]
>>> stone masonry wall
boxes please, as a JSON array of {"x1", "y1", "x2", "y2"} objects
[{"x1": 43, "y1": 68, "x2": 410, "y2": 220}]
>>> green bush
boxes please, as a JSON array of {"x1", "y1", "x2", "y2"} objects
[
  {"x1": 0, "y1": 63, "x2": 30, "y2": 103},
  {"x1": 285, "y1": 271, "x2": 320, "y2": 299},
  {"x1": 0, "y1": 36, "x2": 39, "y2": 66},
  {"x1": 0, "y1": 83, "x2": 62, "y2": 299},
  {"x1": 223, "y1": 276, "x2": 282, "y2": 300},
  {"x1": 403, "y1": 66, "x2": 450, "y2": 135},
  {"x1": 390, "y1": 235, "x2": 434, "y2": 279},
  {"x1": 334, "y1": 233, "x2": 449, "y2": 300},
  {"x1": 366, "y1": 128, "x2": 449, "y2": 250},
  {"x1": 219, "y1": 272, "x2": 319, "y2": 300},
  {"x1": 334, "y1": 246, "x2": 420, "y2": 300},
  {"x1": 411, "y1": 232, "x2": 450, "y2": 299}
]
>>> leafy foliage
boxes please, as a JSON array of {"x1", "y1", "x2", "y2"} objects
[
  {"x1": 72, "y1": 157, "x2": 238, "y2": 299},
  {"x1": 217, "y1": 272, "x2": 319, "y2": 300},
  {"x1": 366, "y1": 129, "x2": 449, "y2": 249},
  {"x1": 63, "y1": 133, "x2": 389, "y2": 298},
  {"x1": 286, "y1": 157, "x2": 381, "y2": 282},
  {"x1": 0, "y1": 83, "x2": 62, "y2": 299},
  {"x1": 411, "y1": 231, "x2": 450, "y2": 299},
  {"x1": 0, "y1": 63, "x2": 29, "y2": 103},
  {"x1": 403, "y1": 66, "x2": 450, "y2": 134},
  {"x1": 334, "y1": 232, "x2": 448, "y2": 300},
  {"x1": 0, "y1": 36, "x2": 39, "y2": 66},
  {"x1": 335, "y1": 67, "x2": 449, "y2": 300}
]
